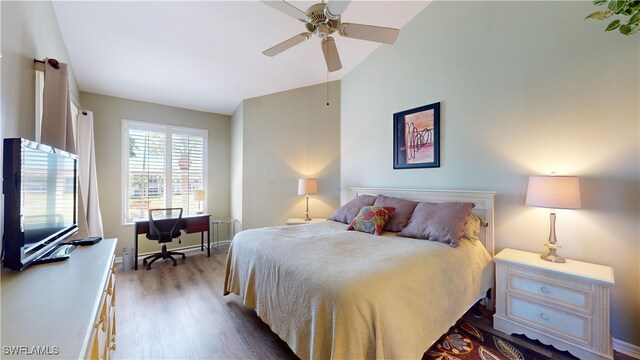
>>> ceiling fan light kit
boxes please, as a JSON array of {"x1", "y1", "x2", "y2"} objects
[{"x1": 262, "y1": 0, "x2": 400, "y2": 72}]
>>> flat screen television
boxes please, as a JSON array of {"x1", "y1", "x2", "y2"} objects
[{"x1": 2, "y1": 138, "x2": 79, "y2": 270}]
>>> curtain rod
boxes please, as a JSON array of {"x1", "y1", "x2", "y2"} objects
[{"x1": 33, "y1": 58, "x2": 60, "y2": 70}]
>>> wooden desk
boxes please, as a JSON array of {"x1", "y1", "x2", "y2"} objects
[{"x1": 133, "y1": 213, "x2": 210, "y2": 270}]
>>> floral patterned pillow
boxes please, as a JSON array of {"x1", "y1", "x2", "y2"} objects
[{"x1": 347, "y1": 206, "x2": 396, "y2": 235}]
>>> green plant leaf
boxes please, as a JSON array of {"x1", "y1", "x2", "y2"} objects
[
  {"x1": 606, "y1": 19, "x2": 622, "y2": 30},
  {"x1": 586, "y1": 10, "x2": 611, "y2": 19},
  {"x1": 619, "y1": 23, "x2": 632, "y2": 33},
  {"x1": 587, "y1": 0, "x2": 640, "y2": 35},
  {"x1": 625, "y1": 23, "x2": 639, "y2": 33}
]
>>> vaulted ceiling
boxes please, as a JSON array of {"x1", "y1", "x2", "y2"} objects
[{"x1": 52, "y1": 1, "x2": 429, "y2": 115}]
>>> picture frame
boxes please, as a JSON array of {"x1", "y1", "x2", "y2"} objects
[{"x1": 393, "y1": 102, "x2": 440, "y2": 169}]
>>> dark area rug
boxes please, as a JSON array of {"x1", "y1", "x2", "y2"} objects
[{"x1": 423, "y1": 321, "x2": 551, "y2": 360}]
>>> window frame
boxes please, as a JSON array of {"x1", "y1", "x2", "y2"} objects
[{"x1": 121, "y1": 119, "x2": 208, "y2": 225}]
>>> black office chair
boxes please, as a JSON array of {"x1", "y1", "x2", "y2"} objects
[{"x1": 143, "y1": 208, "x2": 186, "y2": 270}]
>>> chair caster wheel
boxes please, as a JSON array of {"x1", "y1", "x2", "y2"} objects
[
  {"x1": 172, "y1": 262, "x2": 177, "y2": 267},
  {"x1": 143, "y1": 260, "x2": 147, "y2": 266},
  {"x1": 146, "y1": 266, "x2": 151, "y2": 270},
  {"x1": 182, "y1": 254, "x2": 186, "y2": 259}
]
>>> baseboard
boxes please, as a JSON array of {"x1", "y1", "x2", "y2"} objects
[
  {"x1": 614, "y1": 338, "x2": 640, "y2": 359},
  {"x1": 114, "y1": 240, "x2": 232, "y2": 264}
]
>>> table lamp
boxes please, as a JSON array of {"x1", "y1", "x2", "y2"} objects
[
  {"x1": 194, "y1": 189, "x2": 205, "y2": 214},
  {"x1": 525, "y1": 175, "x2": 581, "y2": 263},
  {"x1": 297, "y1": 178, "x2": 317, "y2": 221}
]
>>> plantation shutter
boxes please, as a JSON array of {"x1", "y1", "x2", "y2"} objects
[
  {"x1": 171, "y1": 133, "x2": 205, "y2": 214},
  {"x1": 126, "y1": 127, "x2": 167, "y2": 222},
  {"x1": 123, "y1": 120, "x2": 207, "y2": 224}
]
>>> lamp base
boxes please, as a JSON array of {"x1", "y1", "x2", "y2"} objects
[
  {"x1": 540, "y1": 243, "x2": 566, "y2": 263},
  {"x1": 302, "y1": 195, "x2": 311, "y2": 221}
]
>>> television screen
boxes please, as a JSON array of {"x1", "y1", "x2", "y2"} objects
[
  {"x1": 2, "y1": 138, "x2": 79, "y2": 270},
  {"x1": 21, "y1": 145, "x2": 77, "y2": 251}
]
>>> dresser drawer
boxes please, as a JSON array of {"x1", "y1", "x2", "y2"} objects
[
  {"x1": 507, "y1": 269, "x2": 591, "y2": 311},
  {"x1": 508, "y1": 296, "x2": 591, "y2": 345}
]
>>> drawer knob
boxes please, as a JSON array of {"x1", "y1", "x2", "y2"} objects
[
  {"x1": 540, "y1": 286, "x2": 550, "y2": 294},
  {"x1": 539, "y1": 312, "x2": 550, "y2": 320}
]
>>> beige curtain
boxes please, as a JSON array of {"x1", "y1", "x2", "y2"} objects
[
  {"x1": 40, "y1": 59, "x2": 89, "y2": 239},
  {"x1": 77, "y1": 111, "x2": 104, "y2": 238},
  {"x1": 41, "y1": 60, "x2": 75, "y2": 152}
]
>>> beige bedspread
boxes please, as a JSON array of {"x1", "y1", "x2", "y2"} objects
[{"x1": 224, "y1": 221, "x2": 492, "y2": 360}]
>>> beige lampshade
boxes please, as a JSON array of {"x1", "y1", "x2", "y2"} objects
[
  {"x1": 194, "y1": 189, "x2": 206, "y2": 201},
  {"x1": 525, "y1": 176, "x2": 581, "y2": 210},
  {"x1": 297, "y1": 178, "x2": 317, "y2": 195}
]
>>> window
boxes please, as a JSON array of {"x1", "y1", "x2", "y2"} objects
[{"x1": 122, "y1": 120, "x2": 207, "y2": 224}]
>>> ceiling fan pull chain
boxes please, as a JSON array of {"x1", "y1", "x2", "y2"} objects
[{"x1": 326, "y1": 71, "x2": 330, "y2": 106}]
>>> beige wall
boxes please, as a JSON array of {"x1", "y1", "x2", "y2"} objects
[
  {"x1": 1, "y1": 0, "x2": 79, "y2": 254},
  {"x1": 79, "y1": 92, "x2": 231, "y2": 257},
  {"x1": 1, "y1": 1, "x2": 79, "y2": 140},
  {"x1": 341, "y1": 1, "x2": 639, "y2": 345},
  {"x1": 235, "y1": 81, "x2": 341, "y2": 230}
]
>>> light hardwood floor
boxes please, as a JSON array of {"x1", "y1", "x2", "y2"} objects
[
  {"x1": 115, "y1": 249, "x2": 296, "y2": 359},
  {"x1": 115, "y1": 250, "x2": 634, "y2": 360}
]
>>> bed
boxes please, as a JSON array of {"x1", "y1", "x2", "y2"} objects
[{"x1": 224, "y1": 188, "x2": 496, "y2": 359}]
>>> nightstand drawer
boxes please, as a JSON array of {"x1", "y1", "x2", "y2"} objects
[
  {"x1": 509, "y1": 296, "x2": 590, "y2": 344},
  {"x1": 508, "y1": 270, "x2": 590, "y2": 311}
]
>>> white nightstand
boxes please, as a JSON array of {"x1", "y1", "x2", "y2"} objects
[
  {"x1": 493, "y1": 248, "x2": 615, "y2": 360},
  {"x1": 286, "y1": 218, "x2": 326, "y2": 225}
]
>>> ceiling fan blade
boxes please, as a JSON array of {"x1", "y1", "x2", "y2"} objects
[
  {"x1": 325, "y1": 0, "x2": 351, "y2": 19},
  {"x1": 263, "y1": 32, "x2": 312, "y2": 57},
  {"x1": 340, "y1": 23, "x2": 400, "y2": 44},
  {"x1": 321, "y1": 37, "x2": 342, "y2": 72},
  {"x1": 261, "y1": 0, "x2": 308, "y2": 22}
]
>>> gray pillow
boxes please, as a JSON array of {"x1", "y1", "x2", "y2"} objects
[
  {"x1": 328, "y1": 195, "x2": 377, "y2": 224},
  {"x1": 398, "y1": 202, "x2": 475, "y2": 247},
  {"x1": 373, "y1": 195, "x2": 418, "y2": 232}
]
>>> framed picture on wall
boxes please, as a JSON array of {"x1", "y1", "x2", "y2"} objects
[{"x1": 393, "y1": 102, "x2": 440, "y2": 169}]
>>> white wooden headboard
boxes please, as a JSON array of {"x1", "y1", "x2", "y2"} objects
[{"x1": 349, "y1": 187, "x2": 496, "y2": 256}]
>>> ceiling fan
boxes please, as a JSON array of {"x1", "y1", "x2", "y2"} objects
[{"x1": 261, "y1": 0, "x2": 400, "y2": 72}]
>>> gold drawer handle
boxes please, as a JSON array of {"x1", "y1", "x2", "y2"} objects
[
  {"x1": 539, "y1": 312, "x2": 550, "y2": 320},
  {"x1": 540, "y1": 286, "x2": 550, "y2": 294}
]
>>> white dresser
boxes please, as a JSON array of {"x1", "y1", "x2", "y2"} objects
[
  {"x1": 494, "y1": 248, "x2": 615, "y2": 360},
  {"x1": 1, "y1": 239, "x2": 117, "y2": 359}
]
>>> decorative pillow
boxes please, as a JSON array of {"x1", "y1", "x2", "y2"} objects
[
  {"x1": 329, "y1": 195, "x2": 377, "y2": 224},
  {"x1": 347, "y1": 206, "x2": 396, "y2": 235},
  {"x1": 398, "y1": 202, "x2": 475, "y2": 247},
  {"x1": 463, "y1": 213, "x2": 488, "y2": 242},
  {"x1": 373, "y1": 195, "x2": 418, "y2": 232}
]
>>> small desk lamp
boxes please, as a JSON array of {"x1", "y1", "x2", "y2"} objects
[
  {"x1": 297, "y1": 178, "x2": 317, "y2": 221},
  {"x1": 525, "y1": 175, "x2": 581, "y2": 263},
  {"x1": 194, "y1": 189, "x2": 205, "y2": 214}
]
